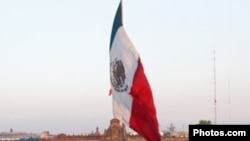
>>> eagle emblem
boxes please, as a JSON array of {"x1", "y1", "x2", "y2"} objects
[{"x1": 110, "y1": 58, "x2": 128, "y2": 92}]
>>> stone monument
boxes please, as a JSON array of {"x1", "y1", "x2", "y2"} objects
[{"x1": 101, "y1": 118, "x2": 129, "y2": 141}]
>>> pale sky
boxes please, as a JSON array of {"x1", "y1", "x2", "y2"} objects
[{"x1": 0, "y1": 0, "x2": 250, "y2": 134}]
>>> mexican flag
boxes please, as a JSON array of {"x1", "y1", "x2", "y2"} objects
[{"x1": 109, "y1": 1, "x2": 161, "y2": 141}]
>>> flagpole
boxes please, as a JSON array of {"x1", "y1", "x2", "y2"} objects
[{"x1": 122, "y1": 123, "x2": 126, "y2": 141}]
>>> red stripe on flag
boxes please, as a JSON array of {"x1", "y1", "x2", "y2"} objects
[
  {"x1": 129, "y1": 58, "x2": 161, "y2": 141},
  {"x1": 108, "y1": 88, "x2": 112, "y2": 96}
]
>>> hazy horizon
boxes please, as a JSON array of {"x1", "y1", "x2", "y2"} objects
[{"x1": 1, "y1": 0, "x2": 250, "y2": 134}]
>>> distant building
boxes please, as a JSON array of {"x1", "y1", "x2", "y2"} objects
[
  {"x1": 0, "y1": 130, "x2": 40, "y2": 141},
  {"x1": 39, "y1": 118, "x2": 188, "y2": 141},
  {"x1": 39, "y1": 131, "x2": 56, "y2": 140},
  {"x1": 101, "y1": 118, "x2": 128, "y2": 141},
  {"x1": 94, "y1": 127, "x2": 102, "y2": 137},
  {"x1": 163, "y1": 131, "x2": 188, "y2": 138},
  {"x1": 2, "y1": 119, "x2": 188, "y2": 141}
]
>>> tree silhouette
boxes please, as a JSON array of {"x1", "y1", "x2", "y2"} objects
[
  {"x1": 198, "y1": 120, "x2": 212, "y2": 125},
  {"x1": 167, "y1": 123, "x2": 176, "y2": 132}
]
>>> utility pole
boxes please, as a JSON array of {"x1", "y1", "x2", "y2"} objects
[
  {"x1": 228, "y1": 78, "x2": 231, "y2": 122},
  {"x1": 213, "y1": 49, "x2": 217, "y2": 125}
]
